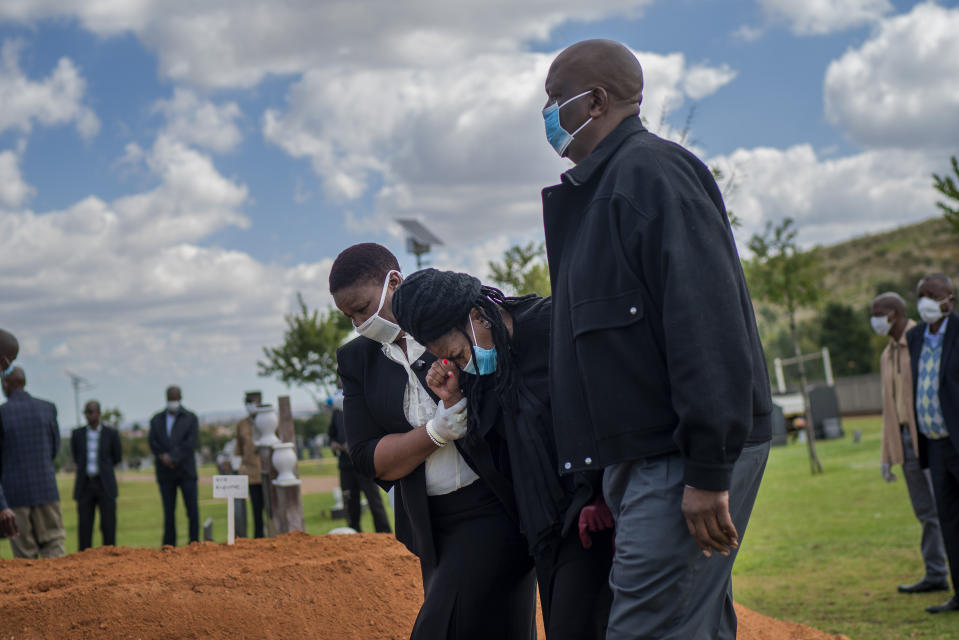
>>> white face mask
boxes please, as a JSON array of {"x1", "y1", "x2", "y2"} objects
[
  {"x1": 870, "y1": 314, "x2": 893, "y2": 336},
  {"x1": 167, "y1": 401, "x2": 181, "y2": 414},
  {"x1": 245, "y1": 402, "x2": 259, "y2": 416},
  {"x1": 918, "y1": 296, "x2": 946, "y2": 325},
  {"x1": 355, "y1": 270, "x2": 402, "y2": 344}
]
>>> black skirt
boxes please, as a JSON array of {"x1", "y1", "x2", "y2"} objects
[{"x1": 411, "y1": 480, "x2": 537, "y2": 640}]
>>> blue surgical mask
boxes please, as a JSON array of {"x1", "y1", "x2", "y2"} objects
[
  {"x1": 462, "y1": 316, "x2": 497, "y2": 376},
  {"x1": 542, "y1": 90, "x2": 594, "y2": 157},
  {"x1": 0, "y1": 363, "x2": 13, "y2": 379}
]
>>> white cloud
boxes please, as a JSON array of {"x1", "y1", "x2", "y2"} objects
[
  {"x1": 683, "y1": 63, "x2": 738, "y2": 100},
  {"x1": 711, "y1": 144, "x2": 939, "y2": 249},
  {"x1": 0, "y1": 39, "x2": 99, "y2": 138},
  {"x1": 757, "y1": 0, "x2": 892, "y2": 35},
  {"x1": 153, "y1": 88, "x2": 243, "y2": 153},
  {"x1": 0, "y1": 0, "x2": 656, "y2": 90},
  {"x1": 0, "y1": 133, "x2": 332, "y2": 400},
  {"x1": 732, "y1": 24, "x2": 764, "y2": 42},
  {"x1": 263, "y1": 49, "x2": 735, "y2": 245},
  {"x1": 0, "y1": 147, "x2": 33, "y2": 208},
  {"x1": 824, "y1": 2, "x2": 959, "y2": 150}
]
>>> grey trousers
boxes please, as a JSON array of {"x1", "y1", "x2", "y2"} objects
[
  {"x1": 604, "y1": 442, "x2": 769, "y2": 640},
  {"x1": 901, "y1": 427, "x2": 949, "y2": 581}
]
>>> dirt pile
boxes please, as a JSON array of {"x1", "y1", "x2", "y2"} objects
[{"x1": 0, "y1": 532, "x2": 847, "y2": 639}]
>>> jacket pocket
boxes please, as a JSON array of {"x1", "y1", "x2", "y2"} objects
[{"x1": 571, "y1": 289, "x2": 644, "y2": 338}]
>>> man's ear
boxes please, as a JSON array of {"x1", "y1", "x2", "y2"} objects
[{"x1": 588, "y1": 87, "x2": 610, "y2": 118}]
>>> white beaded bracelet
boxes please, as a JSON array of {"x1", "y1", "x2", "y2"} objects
[{"x1": 425, "y1": 420, "x2": 447, "y2": 447}]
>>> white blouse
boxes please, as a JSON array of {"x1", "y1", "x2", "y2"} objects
[{"x1": 381, "y1": 336, "x2": 479, "y2": 496}]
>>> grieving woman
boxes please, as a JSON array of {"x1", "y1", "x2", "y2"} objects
[
  {"x1": 392, "y1": 268, "x2": 614, "y2": 640},
  {"x1": 330, "y1": 243, "x2": 536, "y2": 640}
]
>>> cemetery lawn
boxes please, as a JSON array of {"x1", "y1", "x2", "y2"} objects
[
  {"x1": 1, "y1": 459, "x2": 392, "y2": 558},
  {"x1": 734, "y1": 415, "x2": 957, "y2": 640},
  {"x1": 5, "y1": 415, "x2": 958, "y2": 640}
]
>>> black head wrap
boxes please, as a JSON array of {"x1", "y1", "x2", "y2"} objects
[{"x1": 392, "y1": 268, "x2": 483, "y2": 345}]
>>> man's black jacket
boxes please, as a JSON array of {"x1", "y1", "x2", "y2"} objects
[
  {"x1": 542, "y1": 116, "x2": 772, "y2": 491},
  {"x1": 71, "y1": 425, "x2": 122, "y2": 499},
  {"x1": 148, "y1": 407, "x2": 199, "y2": 482},
  {"x1": 906, "y1": 311, "x2": 959, "y2": 467}
]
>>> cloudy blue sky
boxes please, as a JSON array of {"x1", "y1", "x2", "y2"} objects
[{"x1": 1, "y1": 0, "x2": 957, "y2": 426}]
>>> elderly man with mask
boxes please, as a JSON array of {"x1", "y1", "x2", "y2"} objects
[
  {"x1": 0, "y1": 329, "x2": 21, "y2": 539},
  {"x1": 538, "y1": 39, "x2": 772, "y2": 638},
  {"x1": 907, "y1": 274, "x2": 959, "y2": 613},
  {"x1": 871, "y1": 292, "x2": 948, "y2": 594}
]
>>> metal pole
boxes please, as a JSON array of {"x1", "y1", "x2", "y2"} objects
[
  {"x1": 774, "y1": 358, "x2": 786, "y2": 394},
  {"x1": 822, "y1": 347, "x2": 834, "y2": 386}
]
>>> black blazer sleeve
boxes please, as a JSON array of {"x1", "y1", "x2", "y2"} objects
[
  {"x1": 169, "y1": 412, "x2": 198, "y2": 465},
  {"x1": 110, "y1": 427, "x2": 123, "y2": 466},
  {"x1": 337, "y1": 344, "x2": 385, "y2": 480},
  {"x1": 71, "y1": 428, "x2": 82, "y2": 468},
  {"x1": 148, "y1": 414, "x2": 165, "y2": 456}
]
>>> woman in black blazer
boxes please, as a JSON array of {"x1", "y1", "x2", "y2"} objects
[
  {"x1": 330, "y1": 243, "x2": 536, "y2": 640},
  {"x1": 391, "y1": 268, "x2": 615, "y2": 640}
]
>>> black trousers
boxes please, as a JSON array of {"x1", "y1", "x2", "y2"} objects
[
  {"x1": 339, "y1": 467, "x2": 392, "y2": 533},
  {"x1": 76, "y1": 476, "x2": 116, "y2": 551},
  {"x1": 249, "y1": 483, "x2": 265, "y2": 538},
  {"x1": 158, "y1": 476, "x2": 199, "y2": 546},
  {"x1": 534, "y1": 529, "x2": 614, "y2": 640},
  {"x1": 927, "y1": 437, "x2": 959, "y2": 593},
  {"x1": 412, "y1": 481, "x2": 537, "y2": 640}
]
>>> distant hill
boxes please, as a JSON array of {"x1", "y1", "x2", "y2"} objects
[{"x1": 817, "y1": 217, "x2": 959, "y2": 308}]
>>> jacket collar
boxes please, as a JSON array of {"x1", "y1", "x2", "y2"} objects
[
  {"x1": 891, "y1": 319, "x2": 916, "y2": 348},
  {"x1": 562, "y1": 115, "x2": 647, "y2": 187}
]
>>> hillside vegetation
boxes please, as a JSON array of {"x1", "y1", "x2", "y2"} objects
[{"x1": 817, "y1": 217, "x2": 959, "y2": 308}]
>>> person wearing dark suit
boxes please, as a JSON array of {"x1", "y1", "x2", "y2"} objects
[
  {"x1": 331, "y1": 243, "x2": 536, "y2": 640},
  {"x1": 0, "y1": 366, "x2": 65, "y2": 558},
  {"x1": 148, "y1": 385, "x2": 200, "y2": 546},
  {"x1": 907, "y1": 273, "x2": 959, "y2": 614},
  {"x1": 0, "y1": 328, "x2": 22, "y2": 539},
  {"x1": 328, "y1": 396, "x2": 392, "y2": 533},
  {"x1": 71, "y1": 400, "x2": 122, "y2": 550}
]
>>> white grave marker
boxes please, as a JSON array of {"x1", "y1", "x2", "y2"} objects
[{"x1": 213, "y1": 475, "x2": 249, "y2": 545}]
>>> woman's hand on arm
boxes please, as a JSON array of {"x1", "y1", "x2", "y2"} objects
[{"x1": 373, "y1": 428, "x2": 440, "y2": 482}]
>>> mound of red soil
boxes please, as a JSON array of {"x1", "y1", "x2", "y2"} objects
[{"x1": 0, "y1": 532, "x2": 847, "y2": 639}]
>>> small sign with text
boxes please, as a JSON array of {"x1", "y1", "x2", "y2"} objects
[{"x1": 213, "y1": 475, "x2": 249, "y2": 500}]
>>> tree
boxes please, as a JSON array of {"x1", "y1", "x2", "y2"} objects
[
  {"x1": 819, "y1": 303, "x2": 874, "y2": 376},
  {"x1": 101, "y1": 406, "x2": 124, "y2": 427},
  {"x1": 745, "y1": 217, "x2": 825, "y2": 474},
  {"x1": 258, "y1": 293, "x2": 353, "y2": 405},
  {"x1": 488, "y1": 242, "x2": 551, "y2": 297},
  {"x1": 933, "y1": 155, "x2": 959, "y2": 234}
]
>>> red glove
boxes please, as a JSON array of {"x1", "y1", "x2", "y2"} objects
[{"x1": 578, "y1": 495, "x2": 615, "y2": 549}]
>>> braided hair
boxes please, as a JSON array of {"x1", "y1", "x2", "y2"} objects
[{"x1": 391, "y1": 269, "x2": 533, "y2": 432}]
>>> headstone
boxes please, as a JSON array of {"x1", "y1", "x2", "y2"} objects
[
  {"x1": 203, "y1": 518, "x2": 214, "y2": 542},
  {"x1": 263, "y1": 396, "x2": 305, "y2": 536},
  {"x1": 808, "y1": 384, "x2": 844, "y2": 440}
]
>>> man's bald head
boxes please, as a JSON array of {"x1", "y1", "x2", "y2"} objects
[
  {"x1": 1, "y1": 366, "x2": 25, "y2": 397},
  {"x1": 0, "y1": 329, "x2": 18, "y2": 371},
  {"x1": 548, "y1": 39, "x2": 644, "y2": 105},
  {"x1": 544, "y1": 40, "x2": 645, "y2": 164}
]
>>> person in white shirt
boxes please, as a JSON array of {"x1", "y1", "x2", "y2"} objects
[{"x1": 331, "y1": 243, "x2": 536, "y2": 640}]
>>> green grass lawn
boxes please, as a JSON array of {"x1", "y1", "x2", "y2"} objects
[
  {"x1": 733, "y1": 415, "x2": 957, "y2": 639},
  {"x1": 1, "y1": 458, "x2": 392, "y2": 558},
  {"x1": 6, "y1": 417, "x2": 958, "y2": 638}
]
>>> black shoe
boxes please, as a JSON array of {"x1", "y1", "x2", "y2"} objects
[
  {"x1": 926, "y1": 596, "x2": 959, "y2": 614},
  {"x1": 899, "y1": 578, "x2": 951, "y2": 593}
]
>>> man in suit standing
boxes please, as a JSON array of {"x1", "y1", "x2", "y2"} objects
[
  {"x1": 328, "y1": 389, "x2": 392, "y2": 534},
  {"x1": 148, "y1": 385, "x2": 200, "y2": 546},
  {"x1": 0, "y1": 367, "x2": 65, "y2": 558},
  {"x1": 907, "y1": 273, "x2": 959, "y2": 613},
  {"x1": 0, "y1": 329, "x2": 21, "y2": 539},
  {"x1": 71, "y1": 400, "x2": 122, "y2": 550}
]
